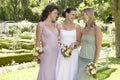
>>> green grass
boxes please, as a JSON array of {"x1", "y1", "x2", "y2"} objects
[
  {"x1": 97, "y1": 57, "x2": 120, "y2": 80},
  {"x1": 97, "y1": 50, "x2": 120, "y2": 80},
  {"x1": 0, "y1": 67, "x2": 39, "y2": 80},
  {"x1": 0, "y1": 50, "x2": 120, "y2": 80}
]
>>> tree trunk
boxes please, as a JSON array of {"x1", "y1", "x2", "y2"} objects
[{"x1": 111, "y1": 0, "x2": 120, "y2": 58}]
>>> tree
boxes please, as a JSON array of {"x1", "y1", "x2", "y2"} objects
[
  {"x1": 111, "y1": 0, "x2": 120, "y2": 58},
  {"x1": 56, "y1": 0, "x2": 83, "y2": 16},
  {"x1": 0, "y1": 0, "x2": 40, "y2": 21},
  {"x1": 0, "y1": 0, "x2": 29, "y2": 21}
]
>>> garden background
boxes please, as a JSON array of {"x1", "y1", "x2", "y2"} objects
[{"x1": 0, "y1": 0, "x2": 120, "y2": 80}]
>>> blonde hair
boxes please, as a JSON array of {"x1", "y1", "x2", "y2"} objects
[{"x1": 82, "y1": 8, "x2": 96, "y2": 27}]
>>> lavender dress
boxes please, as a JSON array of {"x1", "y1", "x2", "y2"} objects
[{"x1": 37, "y1": 22, "x2": 59, "y2": 80}]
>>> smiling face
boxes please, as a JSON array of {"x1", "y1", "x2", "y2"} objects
[
  {"x1": 81, "y1": 8, "x2": 95, "y2": 24},
  {"x1": 49, "y1": 9, "x2": 58, "y2": 22},
  {"x1": 66, "y1": 10, "x2": 76, "y2": 22},
  {"x1": 81, "y1": 11, "x2": 90, "y2": 23}
]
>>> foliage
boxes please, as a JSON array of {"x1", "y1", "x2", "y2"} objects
[
  {"x1": 19, "y1": 32, "x2": 34, "y2": 39},
  {"x1": 0, "y1": 42, "x2": 11, "y2": 49},
  {"x1": 0, "y1": 0, "x2": 111, "y2": 22},
  {"x1": 0, "y1": 0, "x2": 40, "y2": 21},
  {"x1": 102, "y1": 42, "x2": 111, "y2": 47},
  {"x1": 0, "y1": 49, "x2": 31, "y2": 53},
  {"x1": 0, "y1": 36, "x2": 34, "y2": 50},
  {"x1": 56, "y1": 0, "x2": 82, "y2": 16},
  {"x1": 0, "y1": 53, "x2": 33, "y2": 66},
  {"x1": 21, "y1": 42, "x2": 34, "y2": 50},
  {"x1": 8, "y1": 25, "x2": 19, "y2": 36},
  {"x1": 57, "y1": 17, "x2": 65, "y2": 23},
  {"x1": 76, "y1": 0, "x2": 111, "y2": 22}
]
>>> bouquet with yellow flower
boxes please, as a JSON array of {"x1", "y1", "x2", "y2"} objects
[
  {"x1": 86, "y1": 62, "x2": 97, "y2": 79},
  {"x1": 61, "y1": 44, "x2": 71, "y2": 57},
  {"x1": 32, "y1": 41, "x2": 43, "y2": 63}
]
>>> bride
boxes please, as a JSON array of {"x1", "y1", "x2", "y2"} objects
[{"x1": 56, "y1": 7, "x2": 81, "y2": 80}]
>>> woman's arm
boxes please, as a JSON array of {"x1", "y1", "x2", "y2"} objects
[
  {"x1": 75, "y1": 24, "x2": 82, "y2": 46},
  {"x1": 56, "y1": 24, "x2": 62, "y2": 46},
  {"x1": 93, "y1": 27, "x2": 102, "y2": 63},
  {"x1": 36, "y1": 23, "x2": 42, "y2": 52},
  {"x1": 69, "y1": 24, "x2": 81, "y2": 50}
]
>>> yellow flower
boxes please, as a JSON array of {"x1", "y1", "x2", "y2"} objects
[
  {"x1": 89, "y1": 65, "x2": 93, "y2": 69},
  {"x1": 65, "y1": 52, "x2": 69, "y2": 56}
]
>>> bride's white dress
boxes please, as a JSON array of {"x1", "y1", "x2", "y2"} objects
[{"x1": 56, "y1": 29, "x2": 80, "y2": 80}]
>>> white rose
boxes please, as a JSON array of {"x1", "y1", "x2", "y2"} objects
[
  {"x1": 33, "y1": 52, "x2": 38, "y2": 56},
  {"x1": 39, "y1": 48, "x2": 43, "y2": 52},
  {"x1": 91, "y1": 69, "x2": 96, "y2": 74},
  {"x1": 89, "y1": 65, "x2": 93, "y2": 69},
  {"x1": 63, "y1": 47, "x2": 66, "y2": 50}
]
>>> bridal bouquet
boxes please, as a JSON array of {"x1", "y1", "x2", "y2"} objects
[
  {"x1": 61, "y1": 44, "x2": 71, "y2": 57},
  {"x1": 86, "y1": 62, "x2": 97, "y2": 79}
]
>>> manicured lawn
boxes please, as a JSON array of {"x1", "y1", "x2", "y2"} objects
[
  {"x1": 97, "y1": 57, "x2": 120, "y2": 80},
  {"x1": 0, "y1": 50, "x2": 120, "y2": 80},
  {"x1": 0, "y1": 67, "x2": 39, "y2": 80}
]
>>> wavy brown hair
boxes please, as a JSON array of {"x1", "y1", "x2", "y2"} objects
[{"x1": 39, "y1": 4, "x2": 59, "y2": 21}]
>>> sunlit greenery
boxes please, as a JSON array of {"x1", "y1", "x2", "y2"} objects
[{"x1": 0, "y1": 0, "x2": 120, "y2": 80}]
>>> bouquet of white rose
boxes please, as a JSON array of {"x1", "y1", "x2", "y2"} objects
[
  {"x1": 32, "y1": 41, "x2": 43, "y2": 63},
  {"x1": 61, "y1": 44, "x2": 71, "y2": 57},
  {"x1": 86, "y1": 62, "x2": 97, "y2": 79}
]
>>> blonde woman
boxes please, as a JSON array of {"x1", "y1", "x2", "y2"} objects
[{"x1": 77, "y1": 8, "x2": 102, "y2": 80}]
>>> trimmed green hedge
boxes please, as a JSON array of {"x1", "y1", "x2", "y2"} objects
[
  {"x1": 0, "y1": 44, "x2": 2, "y2": 49},
  {"x1": 21, "y1": 42, "x2": 34, "y2": 50},
  {"x1": 19, "y1": 32, "x2": 33, "y2": 39},
  {"x1": 0, "y1": 36, "x2": 35, "y2": 50},
  {"x1": 0, "y1": 53, "x2": 34, "y2": 66},
  {"x1": 0, "y1": 42, "x2": 11, "y2": 49},
  {"x1": 0, "y1": 49, "x2": 31, "y2": 53},
  {"x1": 0, "y1": 37, "x2": 13, "y2": 43},
  {"x1": 0, "y1": 41, "x2": 34, "y2": 50}
]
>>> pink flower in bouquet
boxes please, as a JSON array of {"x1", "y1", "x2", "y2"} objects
[
  {"x1": 86, "y1": 62, "x2": 97, "y2": 78},
  {"x1": 32, "y1": 41, "x2": 44, "y2": 63},
  {"x1": 61, "y1": 44, "x2": 71, "y2": 57}
]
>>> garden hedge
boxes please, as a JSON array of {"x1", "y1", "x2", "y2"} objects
[{"x1": 0, "y1": 53, "x2": 34, "y2": 66}]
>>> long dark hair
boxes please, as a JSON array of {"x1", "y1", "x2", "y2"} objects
[
  {"x1": 62, "y1": 7, "x2": 76, "y2": 18},
  {"x1": 39, "y1": 4, "x2": 59, "y2": 21}
]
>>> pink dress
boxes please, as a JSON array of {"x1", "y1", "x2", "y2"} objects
[{"x1": 37, "y1": 22, "x2": 59, "y2": 80}]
